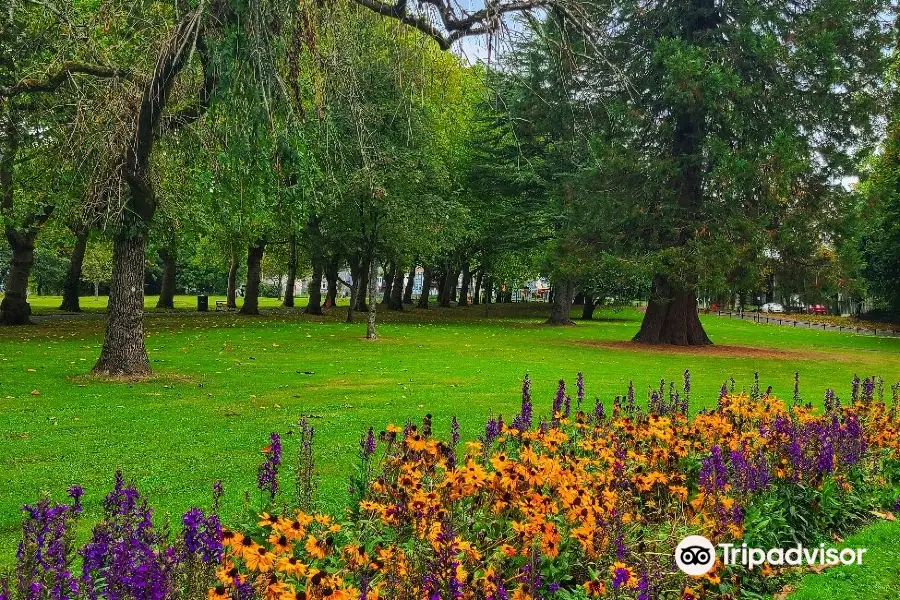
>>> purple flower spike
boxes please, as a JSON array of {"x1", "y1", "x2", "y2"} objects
[
  {"x1": 67, "y1": 486, "x2": 84, "y2": 514},
  {"x1": 360, "y1": 427, "x2": 377, "y2": 458},
  {"x1": 257, "y1": 432, "x2": 282, "y2": 499},
  {"x1": 576, "y1": 372, "x2": 585, "y2": 408},
  {"x1": 511, "y1": 375, "x2": 533, "y2": 431},
  {"x1": 450, "y1": 416, "x2": 460, "y2": 447},
  {"x1": 553, "y1": 379, "x2": 566, "y2": 415}
]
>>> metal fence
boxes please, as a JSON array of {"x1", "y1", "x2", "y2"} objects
[{"x1": 710, "y1": 310, "x2": 900, "y2": 338}]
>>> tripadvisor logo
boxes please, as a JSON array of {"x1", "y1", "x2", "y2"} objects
[{"x1": 675, "y1": 535, "x2": 867, "y2": 575}]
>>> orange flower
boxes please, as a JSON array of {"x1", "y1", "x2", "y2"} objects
[
  {"x1": 244, "y1": 545, "x2": 275, "y2": 572},
  {"x1": 406, "y1": 433, "x2": 427, "y2": 452},
  {"x1": 208, "y1": 585, "x2": 229, "y2": 600},
  {"x1": 305, "y1": 535, "x2": 330, "y2": 559},
  {"x1": 584, "y1": 580, "x2": 606, "y2": 596},
  {"x1": 269, "y1": 533, "x2": 293, "y2": 555},
  {"x1": 276, "y1": 555, "x2": 307, "y2": 577}
]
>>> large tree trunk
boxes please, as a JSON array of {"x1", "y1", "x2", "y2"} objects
[
  {"x1": 346, "y1": 257, "x2": 363, "y2": 323},
  {"x1": 381, "y1": 263, "x2": 395, "y2": 304},
  {"x1": 447, "y1": 268, "x2": 459, "y2": 306},
  {"x1": 93, "y1": 235, "x2": 151, "y2": 376},
  {"x1": 305, "y1": 261, "x2": 323, "y2": 315},
  {"x1": 472, "y1": 269, "x2": 482, "y2": 305},
  {"x1": 354, "y1": 257, "x2": 369, "y2": 312},
  {"x1": 546, "y1": 276, "x2": 576, "y2": 325},
  {"x1": 483, "y1": 277, "x2": 493, "y2": 305},
  {"x1": 94, "y1": 3, "x2": 231, "y2": 375},
  {"x1": 632, "y1": 0, "x2": 717, "y2": 345},
  {"x1": 283, "y1": 234, "x2": 297, "y2": 307},
  {"x1": 325, "y1": 259, "x2": 338, "y2": 307},
  {"x1": 0, "y1": 231, "x2": 37, "y2": 325},
  {"x1": 633, "y1": 274, "x2": 710, "y2": 345},
  {"x1": 239, "y1": 241, "x2": 265, "y2": 315},
  {"x1": 403, "y1": 265, "x2": 415, "y2": 304},
  {"x1": 417, "y1": 267, "x2": 431, "y2": 309},
  {"x1": 156, "y1": 245, "x2": 176, "y2": 309},
  {"x1": 436, "y1": 268, "x2": 446, "y2": 305},
  {"x1": 458, "y1": 262, "x2": 471, "y2": 306},
  {"x1": 60, "y1": 230, "x2": 89, "y2": 312},
  {"x1": 388, "y1": 267, "x2": 404, "y2": 311},
  {"x1": 439, "y1": 266, "x2": 453, "y2": 307},
  {"x1": 581, "y1": 299, "x2": 598, "y2": 320},
  {"x1": 226, "y1": 246, "x2": 239, "y2": 309},
  {"x1": 366, "y1": 258, "x2": 378, "y2": 339}
]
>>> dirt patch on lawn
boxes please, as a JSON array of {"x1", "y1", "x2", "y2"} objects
[{"x1": 580, "y1": 340, "x2": 850, "y2": 361}]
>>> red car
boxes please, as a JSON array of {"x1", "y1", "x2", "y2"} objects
[{"x1": 807, "y1": 304, "x2": 828, "y2": 315}]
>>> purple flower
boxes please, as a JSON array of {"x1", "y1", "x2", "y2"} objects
[
  {"x1": 552, "y1": 379, "x2": 566, "y2": 415},
  {"x1": 15, "y1": 494, "x2": 80, "y2": 600},
  {"x1": 81, "y1": 473, "x2": 176, "y2": 600},
  {"x1": 181, "y1": 508, "x2": 222, "y2": 563},
  {"x1": 257, "y1": 432, "x2": 282, "y2": 499},
  {"x1": 576, "y1": 372, "x2": 585, "y2": 408},
  {"x1": 637, "y1": 572, "x2": 650, "y2": 600},
  {"x1": 863, "y1": 377, "x2": 875, "y2": 402},
  {"x1": 360, "y1": 427, "x2": 377, "y2": 458},
  {"x1": 67, "y1": 486, "x2": 84, "y2": 514},
  {"x1": 511, "y1": 375, "x2": 533, "y2": 431},
  {"x1": 699, "y1": 446, "x2": 728, "y2": 492},
  {"x1": 593, "y1": 397, "x2": 605, "y2": 422},
  {"x1": 893, "y1": 495, "x2": 900, "y2": 513},
  {"x1": 450, "y1": 416, "x2": 460, "y2": 447},
  {"x1": 212, "y1": 480, "x2": 223, "y2": 510},
  {"x1": 793, "y1": 372, "x2": 801, "y2": 405},
  {"x1": 838, "y1": 414, "x2": 866, "y2": 466},
  {"x1": 611, "y1": 565, "x2": 631, "y2": 589},
  {"x1": 483, "y1": 414, "x2": 503, "y2": 447}
]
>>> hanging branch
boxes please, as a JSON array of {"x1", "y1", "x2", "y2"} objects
[
  {"x1": 350, "y1": 0, "x2": 543, "y2": 50},
  {"x1": 0, "y1": 63, "x2": 138, "y2": 98}
]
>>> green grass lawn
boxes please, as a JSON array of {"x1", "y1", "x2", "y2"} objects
[
  {"x1": 782, "y1": 518, "x2": 900, "y2": 600},
  {"x1": 1, "y1": 297, "x2": 899, "y2": 597},
  {"x1": 15, "y1": 293, "x2": 294, "y2": 314}
]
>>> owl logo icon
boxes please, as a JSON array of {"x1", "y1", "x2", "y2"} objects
[{"x1": 675, "y1": 535, "x2": 716, "y2": 576}]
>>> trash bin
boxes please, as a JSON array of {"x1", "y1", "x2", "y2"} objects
[{"x1": 197, "y1": 295, "x2": 209, "y2": 312}]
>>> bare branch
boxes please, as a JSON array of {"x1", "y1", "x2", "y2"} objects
[
  {"x1": 0, "y1": 62, "x2": 137, "y2": 98},
  {"x1": 350, "y1": 0, "x2": 605, "y2": 54}
]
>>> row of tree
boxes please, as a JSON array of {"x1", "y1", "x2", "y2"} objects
[{"x1": 2, "y1": 0, "x2": 900, "y2": 376}]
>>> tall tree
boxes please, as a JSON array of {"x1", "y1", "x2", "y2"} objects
[{"x1": 514, "y1": 0, "x2": 887, "y2": 343}]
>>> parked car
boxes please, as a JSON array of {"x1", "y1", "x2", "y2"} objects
[
  {"x1": 760, "y1": 302, "x2": 785, "y2": 313},
  {"x1": 807, "y1": 304, "x2": 828, "y2": 315}
]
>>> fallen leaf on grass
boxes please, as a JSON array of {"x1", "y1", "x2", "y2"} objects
[
  {"x1": 30, "y1": 389, "x2": 40, "y2": 396},
  {"x1": 871, "y1": 510, "x2": 897, "y2": 521},
  {"x1": 774, "y1": 585, "x2": 795, "y2": 600}
]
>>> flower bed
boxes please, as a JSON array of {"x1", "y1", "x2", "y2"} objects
[{"x1": 3, "y1": 373, "x2": 900, "y2": 600}]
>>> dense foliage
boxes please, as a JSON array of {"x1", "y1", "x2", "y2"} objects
[{"x1": 3, "y1": 0, "x2": 898, "y2": 371}]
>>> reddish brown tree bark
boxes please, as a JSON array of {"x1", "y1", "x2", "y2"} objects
[{"x1": 633, "y1": 274, "x2": 710, "y2": 345}]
